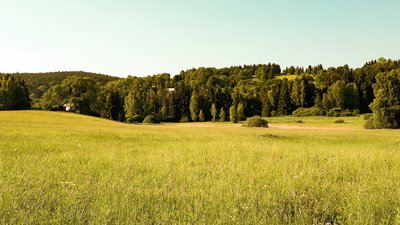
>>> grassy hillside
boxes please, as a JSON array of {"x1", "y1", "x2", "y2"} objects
[{"x1": 1, "y1": 111, "x2": 400, "y2": 224}]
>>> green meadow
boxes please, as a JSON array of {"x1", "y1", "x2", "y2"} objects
[{"x1": 1, "y1": 111, "x2": 400, "y2": 224}]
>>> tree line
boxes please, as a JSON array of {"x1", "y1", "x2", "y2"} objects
[
  {"x1": 1, "y1": 58, "x2": 400, "y2": 128},
  {"x1": 0, "y1": 75, "x2": 31, "y2": 110}
]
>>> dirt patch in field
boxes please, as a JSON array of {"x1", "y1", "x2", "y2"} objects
[
  {"x1": 268, "y1": 124, "x2": 361, "y2": 131},
  {"x1": 167, "y1": 123, "x2": 361, "y2": 131},
  {"x1": 172, "y1": 123, "x2": 243, "y2": 128}
]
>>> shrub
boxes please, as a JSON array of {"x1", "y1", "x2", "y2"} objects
[
  {"x1": 292, "y1": 107, "x2": 324, "y2": 117},
  {"x1": 327, "y1": 108, "x2": 359, "y2": 117},
  {"x1": 340, "y1": 109, "x2": 359, "y2": 117},
  {"x1": 334, "y1": 119, "x2": 345, "y2": 123},
  {"x1": 142, "y1": 115, "x2": 160, "y2": 124},
  {"x1": 245, "y1": 117, "x2": 268, "y2": 128},
  {"x1": 363, "y1": 114, "x2": 373, "y2": 121},
  {"x1": 327, "y1": 108, "x2": 342, "y2": 117},
  {"x1": 126, "y1": 114, "x2": 144, "y2": 123},
  {"x1": 296, "y1": 120, "x2": 303, "y2": 123},
  {"x1": 180, "y1": 116, "x2": 190, "y2": 123},
  {"x1": 364, "y1": 117, "x2": 375, "y2": 129}
]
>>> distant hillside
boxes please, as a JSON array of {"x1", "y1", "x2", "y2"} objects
[{"x1": 2, "y1": 71, "x2": 119, "y2": 99}]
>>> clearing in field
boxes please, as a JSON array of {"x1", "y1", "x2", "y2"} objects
[{"x1": 1, "y1": 111, "x2": 400, "y2": 224}]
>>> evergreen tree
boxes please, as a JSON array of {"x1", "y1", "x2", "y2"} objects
[
  {"x1": 229, "y1": 105, "x2": 238, "y2": 123},
  {"x1": 211, "y1": 103, "x2": 217, "y2": 122},
  {"x1": 219, "y1": 108, "x2": 226, "y2": 122},
  {"x1": 190, "y1": 91, "x2": 199, "y2": 121},
  {"x1": 237, "y1": 102, "x2": 245, "y2": 121},
  {"x1": 199, "y1": 110, "x2": 205, "y2": 122},
  {"x1": 0, "y1": 75, "x2": 31, "y2": 110}
]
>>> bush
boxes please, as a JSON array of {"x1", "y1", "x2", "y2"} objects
[
  {"x1": 364, "y1": 117, "x2": 375, "y2": 129},
  {"x1": 327, "y1": 108, "x2": 342, "y2": 117},
  {"x1": 292, "y1": 107, "x2": 325, "y2": 117},
  {"x1": 142, "y1": 115, "x2": 160, "y2": 124},
  {"x1": 126, "y1": 115, "x2": 144, "y2": 123},
  {"x1": 340, "y1": 109, "x2": 359, "y2": 117},
  {"x1": 334, "y1": 119, "x2": 345, "y2": 123},
  {"x1": 180, "y1": 116, "x2": 190, "y2": 123},
  {"x1": 296, "y1": 120, "x2": 303, "y2": 123},
  {"x1": 363, "y1": 114, "x2": 373, "y2": 120},
  {"x1": 327, "y1": 108, "x2": 359, "y2": 117},
  {"x1": 245, "y1": 117, "x2": 268, "y2": 128}
]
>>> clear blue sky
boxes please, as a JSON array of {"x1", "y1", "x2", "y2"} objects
[{"x1": 0, "y1": 0, "x2": 399, "y2": 77}]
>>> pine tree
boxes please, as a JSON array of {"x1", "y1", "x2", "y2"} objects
[{"x1": 211, "y1": 103, "x2": 217, "y2": 122}]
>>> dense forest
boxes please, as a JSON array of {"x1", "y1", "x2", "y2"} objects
[{"x1": 1, "y1": 58, "x2": 400, "y2": 128}]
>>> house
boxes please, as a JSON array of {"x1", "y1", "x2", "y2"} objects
[{"x1": 63, "y1": 103, "x2": 73, "y2": 111}]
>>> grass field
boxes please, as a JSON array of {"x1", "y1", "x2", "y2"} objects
[
  {"x1": 1, "y1": 111, "x2": 400, "y2": 224},
  {"x1": 274, "y1": 74, "x2": 299, "y2": 80}
]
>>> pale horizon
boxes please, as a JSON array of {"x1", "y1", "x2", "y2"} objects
[{"x1": 1, "y1": 0, "x2": 399, "y2": 77}]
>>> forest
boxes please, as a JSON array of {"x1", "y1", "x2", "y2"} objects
[{"x1": 1, "y1": 57, "x2": 400, "y2": 128}]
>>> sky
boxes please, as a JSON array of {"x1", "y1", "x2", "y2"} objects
[{"x1": 0, "y1": 0, "x2": 399, "y2": 77}]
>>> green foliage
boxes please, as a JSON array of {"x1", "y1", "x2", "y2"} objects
[
  {"x1": 363, "y1": 113, "x2": 373, "y2": 120},
  {"x1": 219, "y1": 108, "x2": 226, "y2": 122},
  {"x1": 199, "y1": 110, "x2": 205, "y2": 122},
  {"x1": 229, "y1": 105, "x2": 238, "y2": 123},
  {"x1": 3, "y1": 71, "x2": 118, "y2": 101},
  {"x1": 327, "y1": 108, "x2": 342, "y2": 117},
  {"x1": 211, "y1": 103, "x2": 218, "y2": 122},
  {"x1": 190, "y1": 92, "x2": 199, "y2": 122},
  {"x1": 41, "y1": 76, "x2": 99, "y2": 115},
  {"x1": 327, "y1": 108, "x2": 359, "y2": 117},
  {"x1": 127, "y1": 115, "x2": 144, "y2": 123},
  {"x1": 180, "y1": 116, "x2": 190, "y2": 122},
  {"x1": 10, "y1": 58, "x2": 400, "y2": 123},
  {"x1": 237, "y1": 102, "x2": 245, "y2": 121},
  {"x1": 369, "y1": 70, "x2": 400, "y2": 129},
  {"x1": 100, "y1": 90, "x2": 125, "y2": 121},
  {"x1": 142, "y1": 115, "x2": 160, "y2": 124},
  {"x1": 364, "y1": 117, "x2": 375, "y2": 129},
  {"x1": 0, "y1": 75, "x2": 31, "y2": 110},
  {"x1": 245, "y1": 116, "x2": 268, "y2": 127},
  {"x1": 292, "y1": 107, "x2": 325, "y2": 117},
  {"x1": 322, "y1": 81, "x2": 359, "y2": 110}
]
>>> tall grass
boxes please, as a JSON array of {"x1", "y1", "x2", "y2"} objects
[{"x1": 1, "y1": 111, "x2": 400, "y2": 224}]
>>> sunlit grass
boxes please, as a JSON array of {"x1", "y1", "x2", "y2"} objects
[
  {"x1": 274, "y1": 74, "x2": 299, "y2": 80},
  {"x1": 1, "y1": 111, "x2": 400, "y2": 224}
]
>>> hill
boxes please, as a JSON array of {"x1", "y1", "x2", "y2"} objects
[{"x1": 2, "y1": 71, "x2": 119, "y2": 99}]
